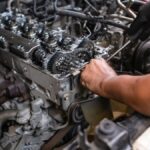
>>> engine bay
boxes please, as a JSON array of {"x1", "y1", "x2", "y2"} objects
[{"x1": 0, "y1": 0, "x2": 150, "y2": 150}]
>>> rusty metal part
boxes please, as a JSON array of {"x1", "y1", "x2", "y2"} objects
[
  {"x1": 81, "y1": 96, "x2": 113, "y2": 127},
  {"x1": 6, "y1": 81, "x2": 29, "y2": 99},
  {"x1": 53, "y1": 135, "x2": 78, "y2": 150},
  {"x1": 0, "y1": 79, "x2": 30, "y2": 105},
  {"x1": 41, "y1": 125, "x2": 74, "y2": 150},
  {"x1": 0, "y1": 78, "x2": 11, "y2": 90}
]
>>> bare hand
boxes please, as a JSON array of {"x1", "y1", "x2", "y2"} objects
[{"x1": 80, "y1": 59, "x2": 117, "y2": 96}]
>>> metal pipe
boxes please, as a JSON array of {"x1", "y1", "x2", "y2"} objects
[
  {"x1": 84, "y1": 0, "x2": 99, "y2": 13},
  {"x1": 109, "y1": 14, "x2": 134, "y2": 22},
  {"x1": 0, "y1": 110, "x2": 17, "y2": 121},
  {"x1": 53, "y1": 0, "x2": 128, "y2": 30},
  {"x1": 107, "y1": 40, "x2": 131, "y2": 61},
  {"x1": 7, "y1": 0, "x2": 14, "y2": 12},
  {"x1": 117, "y1": 0, "x2": 136, "y2": 18},
  {"x1": 122, "y1": 0, "x2": 145, "y2": 5}
]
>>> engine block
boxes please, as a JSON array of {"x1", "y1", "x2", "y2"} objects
[
  {"x1": 0, "y1": 12, "x2": 111, "y2": 110},
  {"x1": 0, "y1": 0, "x2": 148, "y2": 150},
  {"x1": 0, "y1": 10, "x2": 113, "y2": 150}
]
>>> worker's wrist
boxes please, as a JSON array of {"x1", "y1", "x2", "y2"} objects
[{"x1": 100, "y1": 75, "x2": 117, "y2": 98}]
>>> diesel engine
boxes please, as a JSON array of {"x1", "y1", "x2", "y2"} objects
[{"x1": 0, "y1": 0, "x2": 149, "y2": 150}]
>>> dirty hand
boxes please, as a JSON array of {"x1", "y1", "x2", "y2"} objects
[{"x1": 80, "y1": 59, "x2": 116, "y2": 96}]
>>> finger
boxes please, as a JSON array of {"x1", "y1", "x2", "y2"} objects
[{"x1": 90, "y1": 58, "x2": 105, "y2": 65}]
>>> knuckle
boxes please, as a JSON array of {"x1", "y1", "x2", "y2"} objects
[
  {"x1": 85, "y1": 63, "x2": 90, "y2": 70},
  {"x1": 90, "y1": 59, "x2": 97, "y2": 65},
  {"x1": 90, "y1": 59, "x2": 96, "y2": 63}
]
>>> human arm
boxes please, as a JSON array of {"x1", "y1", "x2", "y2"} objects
[{"x1": 81, "y1": 59, "x2": 150, "y2": 116}]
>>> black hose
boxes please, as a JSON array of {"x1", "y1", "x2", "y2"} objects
[
  {"x1": 55, "y1": 9, "x2": 128, "y2": 30},
  {"x1": 33, "y1": 0, "x2": 128, "y2": 30},
  {"x1": 102, "y1": 20, "x2": 129, "y2": 30},
  {"x1": 56, "y1": 9, "x2": 92, "y2": 20},
  {"x1": 52, "y1": 0, "x2": 128, "y2": 30}
]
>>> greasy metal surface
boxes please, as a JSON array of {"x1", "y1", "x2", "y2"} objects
[
  {"x1": 81, "y1": 96, "x2": 113, "y2": 128},
  {"x1": 0, "y1": 28, "x2": 40, "y2": 59},
  {"x1": 41, "y1": 125, "x2": 73, "y2": 150},
  {"x1": 0, "y1": 48, "x2": 71, "y2": 106}
]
